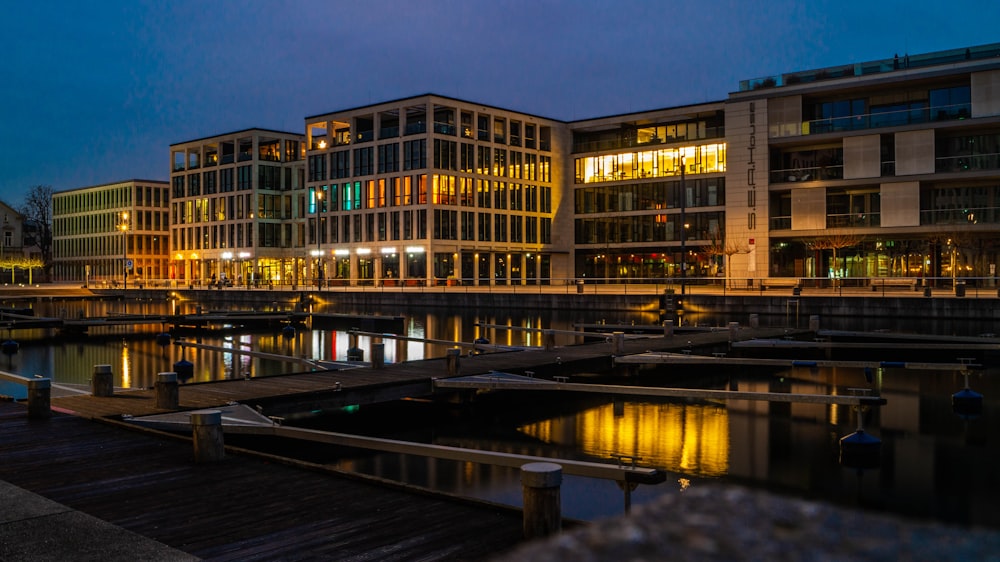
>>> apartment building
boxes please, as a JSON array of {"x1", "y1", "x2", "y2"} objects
[
  {"x1": 168, "y1": 129, "x2": 306, "y2": 286},
  {"x1": 52, "y1": 180, "x2": 170, "y2": 285},
  {"x1": 726, "y1": 43, "x2": 1000, "y2": 285},
  {"x1": 303, "y1": 94, "x2": 569, "y2": 286}
]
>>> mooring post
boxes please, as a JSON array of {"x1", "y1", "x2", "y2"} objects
[
  {"x1": 155, "y1": 372, "x2": 179, "y2": 409},
  {"x1": 372, "y1": 342, "x2": 385, "y2": 369},
  {"x1": 612, "y1": 331, "x2": 625, "y2": 355},
  {"x1": 662, "y1": 319, "x2": 674, "y2": 337},
  {"x1": 728, "y1": 321, "x2": 740, "y2": 343},
  {"x1": 91, "y1": 364, "x2": 113, "y2": 397},
  {"x1": 543, "y1": 329, "x2": 555, "y2": 351},
  {"x1": 749, "y1": 313, "x2": 759, "y2": 329},
  {"x1": 446, "y1": 347, "x2": 461, "y2": 376},
  {"x1": 521, "y1": 462, "x2": 562, "y2": 539},
  {"x1": 809, "y1": 315, "x2": 821, "y2": 332},
  {"x1": 191, "y1": 410, "x2": 224, "y2": 463},
  {"x1": 27, "y1": 378, "x2": 51, "y2": 419}
]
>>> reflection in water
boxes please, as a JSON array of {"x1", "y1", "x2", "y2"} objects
[{"x1": 519, "y1": 401, "x2": 730, "y2": 477}]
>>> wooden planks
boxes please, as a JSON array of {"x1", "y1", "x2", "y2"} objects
[{"x1": 0, "y1": 401, "x2": 526, "y2": 560}]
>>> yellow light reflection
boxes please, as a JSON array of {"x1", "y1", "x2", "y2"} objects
[
  {"x1": 519, "y1": 401, "x2": 729, "y2": 477},
  {"x1": 120, "y1": 343, "x2": 131, "y2": 389}
]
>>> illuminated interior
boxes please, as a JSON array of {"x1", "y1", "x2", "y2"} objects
[{"x1": 575, "y1": 143, "x2": 727, "y2": 183}]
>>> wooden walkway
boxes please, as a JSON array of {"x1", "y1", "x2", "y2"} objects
[
  {"x1": 0, "y1": 401, "x2": 526, "y2": 560},
  {"x1": 52, "y1": 327, "x2": 792, "y2": 420}
]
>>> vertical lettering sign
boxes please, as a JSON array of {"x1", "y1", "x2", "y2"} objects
[{"x1": 746, "y1": 102, "x2": 756, "y2": 231}]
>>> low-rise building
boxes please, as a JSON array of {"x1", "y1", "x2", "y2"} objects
[{"x1": 52, "y1": 180, "x2": 170, "y2": 286}]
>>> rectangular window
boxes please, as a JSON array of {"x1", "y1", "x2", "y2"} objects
[
  {"x1": 494, "y1": 181, "x2": 507, "y2": 209},
  {"x1": 541, "y1": 218, "x2": 551, "y2": 243},
  {"x1": 237, "y1": 165, "x2": 253, "y2": 190},
  {"x1": 477, "y1": 114, "x2": 490, "y2": 141},
  {"x1": 354, "y1": 147, "x2": 374, "y2": 176},
  {"x1": 378, "y1": 143, "x2": 399, "y2": 173},
  {"x1": 510, "y1": 183, "x2": 522, "y2": 211},
  {"x1": 510, "y1": 215, "x2": 523, "y2": 242},
  {"x1": 403, "y1": 209, "x2": 413, "y2": 239},
  {"x1": 433, "y1": 139, "x2": 457, "y2": 171},
  {"x1": 477, "y1": 179, "x2": 491, "y2": 208},
  {"x1": 308, "y1": 154, "x2": 327, "y2": 181},
  {"x1": 220, "y1": 168, "x2": 234, "y2": 192},
  {"x1": 494, "y1": 148, "x2": 506, "y2": 176},
  {"x1": 460, "y1": 143, "x2": 475, "y2": 173},
  {"x1": 461, "y1": 211, "x2": 475, "y2": 240},
  {"x1": 494, "y1": 214, "x2": 507, "y2": 241},
  {"x1": 403, "y1": 139, "x2": 427, "y2": 170},
  {"x1": 478, "y1": 212, "x2": 491, "y2": 241},
  {"x1": 525, "y1": 216, "x2": 537, "y2": 243},
  {"x1": 332, "y1": 150, "x2": 351, "y2": 178},
  {"x1": 477, "y1": 146, "x2": 491, "y2": 175}
]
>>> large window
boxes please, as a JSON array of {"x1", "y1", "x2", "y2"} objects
[
  {"x1": 574, "y1": 143, "x2": 727, "y2": 184},
  {"x1": 403, "y1": 139, "x2": 426, "y2": 170}
]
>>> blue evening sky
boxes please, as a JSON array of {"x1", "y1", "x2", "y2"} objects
[{"x1": 1, "y1": 0, "x2": 997, "y2": 203}]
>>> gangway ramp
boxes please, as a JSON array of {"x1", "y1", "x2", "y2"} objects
[
  {"x1": 126, "y1": 403, "x2": 664, "y2": 485},
  {"x1": 434, "y1": 371, "x2": 886, "y2": 407},
  {"x1": 615, "y1": 351, "x2": 978, "y2": 371}
]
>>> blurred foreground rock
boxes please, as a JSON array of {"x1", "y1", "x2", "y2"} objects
[{"x1": 497, "y1": 484, "x2": 1000, "y2": 561}]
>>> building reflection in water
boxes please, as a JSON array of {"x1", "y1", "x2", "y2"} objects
[{"x1": 518, "y1": 401, "x2": 730, "y2": 477}]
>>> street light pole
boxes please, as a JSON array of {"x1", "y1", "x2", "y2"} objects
[
  {"x1": 679, "y1": 156, "x2": 686, "y2": 296},
  {"x1": 315, "y1": 188, "x2": 324, "y2": 289},
  {"x1": 120, "y1": 212, "x2": 129, "y2": 312}
]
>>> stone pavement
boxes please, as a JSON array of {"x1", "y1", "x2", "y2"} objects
[{"x1": 0, "y1": 480, "x2": 197, "y2": 562}]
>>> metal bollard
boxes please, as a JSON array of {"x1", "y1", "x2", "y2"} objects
[
  {"x1": 612, "y1": 332, "x2": 625, "y2": 355},
  {"x1": 809, "y1": 315, "x2": 820, "y2": 332},
  {"x1": 662, "y1": 319, "x2": 674, "y2": 337},
  {"x1": 749, "y1": 313, "x2": 759, "y2": 329},
  {"x1": 371, "y1": 343, "x2": 385, "y2": 369},
  {"x1": 91, "y1": 364, "x2": 113, "y2": 397},
  {"x1": 27, "y1": 378, "x2": 51, "y2": 419},
  {"x1": 155, "y1": 372, "x2": 179, "y2": 409},
  {"x1": 446, "y1": 348, "x2": 461, "y2": 376},
  {"x1": 192, "y1": 410, "x2": 224, "y2": 463},
  {"x1": 728, "y1": 321, "x2": 740, "y2": 342},
  {"x1": 521, "y1": 462, "x2": 562, "y2": 539}
]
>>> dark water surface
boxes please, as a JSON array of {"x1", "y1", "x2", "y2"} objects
[{"x1": 1, "y1": 298, "x2": 996, "y2": 526}]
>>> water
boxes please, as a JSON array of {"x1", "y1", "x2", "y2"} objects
[{"x1": 1, "y1": 298, "x2": 997, "y2": 527}]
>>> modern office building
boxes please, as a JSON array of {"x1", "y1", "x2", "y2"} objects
[
  {"x1": 724, "y1": 43, "x2": 1000, "y2": 286},
  {"x1": 150, "y1": 42, "x2": 1000, "y2": 288},
  {"x1": 303, "y1": 94, "x2": 568, "y2": 286},
  {"x1": 52, "y1": 180, "x2": 170, "y2": 286},
  {"x1": 568, "y1": 102, "x2": 728, "y2": 282},
  {"x1": 168, "y1": 129, "x2": 306, "y2": 286}
]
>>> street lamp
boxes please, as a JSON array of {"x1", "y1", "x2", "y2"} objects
[
  {"x1": 315, "y1": 187, "x2": 324, "y2": 289},
  {"x1": 679, "y1": 155, "x2": 686, "y2": 295},
  {"x1": 119, "y1": 212, "x2": 129, "y2": 311}
]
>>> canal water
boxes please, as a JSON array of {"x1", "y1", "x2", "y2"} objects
[{"x1": 1, "y1": 298, "x2": 997, "y2": 528}]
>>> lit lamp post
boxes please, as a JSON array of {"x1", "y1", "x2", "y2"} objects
[
  {"x1": 679, "y1": 155, "x2": 686, "y2": 295},
  {"x1": 119, "y1": 212, "x2": 129, "y2": 311},
  {"x1": 315, "y1": 187, "x2": 324, "y2": 289}
]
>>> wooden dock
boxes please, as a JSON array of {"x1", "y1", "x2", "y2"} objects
[
  {"x1": 51, "y1": 326, "x2": 793, "y2": 420},
  {"x1": 0, "y1": 400, "x2": 527, "y2": 560}
]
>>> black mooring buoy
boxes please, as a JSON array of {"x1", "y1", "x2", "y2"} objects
[
  {"x1": 282, "y1": 324, "x2": 296, "y2": 338},
  {"x1": 953, "y1": 387, "x2": 984, "y2": 419},
  {"x1": 839, "y1": 429, "x2": 882, "y2": 469},
  {"x1": 1, "y1": 339, "x2": 19, "y2": 356},
  {"x1": 173, "y1": 358, "x2": 194, "y2": 381},
  {"x1": 156, "y1": 332, "x2": 172, "y2": 347}
]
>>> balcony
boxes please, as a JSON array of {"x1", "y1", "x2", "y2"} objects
[
  {"x1": 827, "y1": 213, "x2": 880, "y2": 228},
  {"x1": 936, "y1": 152, "x2": 1000, "y2": 173},
  {"x1": 405, "y1": 121, "x2": 426, "y2": 135},
  {"x1": 802, "y1": 103, "x2": 971, "y2": 135},
  {"x1": 433, "y1": 122, "x2": 456, "y2": 135},
  {"x1": 769, "y1": 165, "x2": 844, "y2": 183},
  {"x1": 921, "y1": 206, "x2": 1000, "y2": 225}
]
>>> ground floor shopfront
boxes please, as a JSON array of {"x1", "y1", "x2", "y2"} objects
[
  {"x1": 170, "y1": 249, "x2": 562, "y2": 287},
  {"x1": 769, "y1": 234, "x2": 1000, "y2": 286}
]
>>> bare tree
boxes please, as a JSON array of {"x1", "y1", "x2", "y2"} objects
[
  {"x1": 706, "y1": 229, "x2": 750, "y2": 288},
  {"x1": 19, "y1": 185, "x2": 52, "y2": 273},
  {"x1": 805, "y1": 231, "x2": 865, "y2": 280}
]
